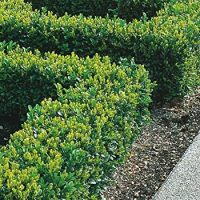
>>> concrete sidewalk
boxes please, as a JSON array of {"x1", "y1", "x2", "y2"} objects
[{"x1": 152, "y1": 131, "x2": 200, "y2": 200}]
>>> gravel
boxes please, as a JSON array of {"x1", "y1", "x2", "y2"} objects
[{"x1": 103, "y1": 88, "x2": 200, "y2": 200}]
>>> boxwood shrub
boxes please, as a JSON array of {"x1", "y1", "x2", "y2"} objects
[
  {"x1": 25, "y1": 0, "x2": 172, "y2": 20},
  {"x1": 0, "y1": 0, "x2": 199, "y2": 100},
  {"x1": 114, "y1": 0, "x2": 173, "y2": 21},
  {"x1": 25, "y1": 0, "x2": 116, "y2": 18},
  {"x1": 0, "y1": 57, "x2": 153, "y2": 199},
  {"x1": 0, "y1": 44, "x2": 153, "y2": 119}
]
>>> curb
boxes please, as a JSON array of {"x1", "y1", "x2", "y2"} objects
[{"x1": 152, "y1": 131, "x2": 200, "y2": 200}]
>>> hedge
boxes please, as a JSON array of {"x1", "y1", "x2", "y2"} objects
[
  {"x1": 0, "y1": 0, "x2": 199, "y2": 100},
  {"x1": 25, "y1": 0, "x2": 115, "y2": 18},
  {"x1": 0, "y1": 43, "x2": 154, "y2": 120},
  {"x1": 25, "y1": 0, "x2": 172, "y2": 21},
  {"x1": 114, "y1": 0, "x2": 173, "y2": 21},
  {"x1": 0, "y1": 57, "x2": 153, "y2": 199}
]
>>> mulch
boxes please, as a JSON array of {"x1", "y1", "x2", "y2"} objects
[{"x1": 103, "y1": 88, "x2": 200, "y2": 200}]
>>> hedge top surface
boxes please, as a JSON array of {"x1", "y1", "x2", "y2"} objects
[
  {"x1": 1, "y1": 0, "x2": 199, "y2": 55},
  {"x1": 0, "y1": 0, "x2": 199, "y2": 100},
  {"x1": 1, "y1": 44, "x2": 148, "y2": 117}
]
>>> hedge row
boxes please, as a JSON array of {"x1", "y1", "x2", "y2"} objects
[
  {"x1": 0, "y1": 54, "x2": 153, "y2": 199},
  {"x1": 113, "y1": 0, "x2": 173, "y2": 21},
  {"x1": 25, "y1": 0, "x2": 172, "y2": 21},
  {"x1": 0, "y1": 0, "x2": 199, "y2": 100},
  {"x1": 25, "y1": 0, "x2": 115, "y2": 19},
  {"x1": 0, "y1": 43, "x2": 154, "y2": 119}
]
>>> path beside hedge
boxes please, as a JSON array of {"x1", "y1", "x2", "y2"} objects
[
  {"x1": 103, "y1": 88, "x2": 200, "y2": 199},
  {"x1": 153, "y1": 131, "x2": 200, "y2": 200}
]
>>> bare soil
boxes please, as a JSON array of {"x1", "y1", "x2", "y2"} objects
[{"x1": 103, "y1": 89, "x2": 200, "y2": 200}]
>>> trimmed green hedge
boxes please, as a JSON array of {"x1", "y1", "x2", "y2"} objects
[
  {"x1": 115, "y1": 0, "x2": 172, "y2": 21},
  {"x1": 0, "y1": 56, "x2": 153, "y2": 199},
  {"x1": 25, "y1": 0, "x2": 172, "y2": 21},
  {"x1": 0, "y1": 44, "x2": 153, "y2": 119},
  {"x1": 25, "y1": 0, "x2": 115, "y2": 18},
  {"x1": 0, "y1": 0, "x2": 199, "y2": 100}
]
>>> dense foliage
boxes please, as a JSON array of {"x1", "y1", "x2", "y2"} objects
[
  {"x1": 0, "y1": 0, "x2": 199, "y2": 199},
  {"x1": 0, "y1": 56, "x2": 153, "y2": 199},
  {"x1": 115, "y1": 0, "x2": 172, "y2": 21},
  {"x1": 25, "y1": 0, "x2": 172, "y2": 20},
  {"x1": 25, "y1": 0, "x2": 115, "y2": 18},
  {"x1": 0, "y1": 0, "x2": 199, "y2": 99},
  {"x1": 2, "y1": 45, "x2": 148, "y2": 117}
]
